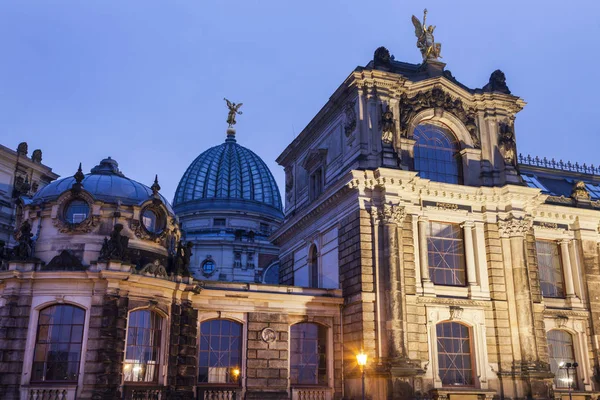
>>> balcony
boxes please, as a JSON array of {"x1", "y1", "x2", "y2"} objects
[
  {"x1": 123, "y1": 385, "x2": 166, "y2": 399},
  {"x1": 291, "y1": 387, "x2": 333, "y2": 400},
  {"x1": 21, "y1": 385, "x2": 77, "y2": 400},
  {"x1": 197, "y1": 387, "x2": 242, "y2": 400}
]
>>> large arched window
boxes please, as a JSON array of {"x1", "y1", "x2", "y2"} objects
[
  {"x1": 413, "y1": 123, "x2": 462, "y2": 184},
  {"x1": 198, "y1": 319, "x2": 242, "y2": 384},
  {"x1": 547, "y1": 330, "x2": 578, "y2": 389},
  {"x1": 290, "y1": 323, "x2": 328, "y2": 386},
  {"x1": 308, "y1": 245, "x2": 319, "y2": 288},
  {"x1": 124, "y1": 310, "x2": 163, "y2": 383},
  {"x1": 31, "y1": 304, "x2": 85, "y2": 382},
  {"x1": 436, "y1": 321, "x2": 474, "y2": 387}
]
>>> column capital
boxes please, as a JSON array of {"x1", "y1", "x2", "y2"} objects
[
  {"x1": 377, "y1": 204, "x2": 406, "y2": 225},
  {"x1": 460, "y1": 221, "x2": 475, "y2": 229},
  {"x1": 559, "y1": 238, "x2": 572, "y2": 246},
  {"x1": 418, "y1": 215, "x2": 429, "y2": 223},
  {"x1": 498, "y1": 216, "x2": 532, "y2": 238}
]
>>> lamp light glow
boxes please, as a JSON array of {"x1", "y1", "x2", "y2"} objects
[{"x1": 356, "y1": 352, "x2": 368, "y2": 367}]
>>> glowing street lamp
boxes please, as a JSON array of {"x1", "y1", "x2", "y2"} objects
[
  {"x1": 559, "y1": 362, "x2": 579, "y2": 400},
  {"x1": 356, "y1": 351, "x2": 368, "y2": 400}
]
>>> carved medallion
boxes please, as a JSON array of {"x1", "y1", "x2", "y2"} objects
[{"x1": 261, "y1": 328, "x2": 277, "y2": 343}]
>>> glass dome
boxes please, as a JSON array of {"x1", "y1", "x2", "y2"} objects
[
  {"x1": 173, "y1": 135, "x2": 283, "y2": 219},
  {"x1": 33, "y1": 157, "x2": 174, "y2": 214}
]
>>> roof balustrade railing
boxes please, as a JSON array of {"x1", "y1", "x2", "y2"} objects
[{"x1": 518, "y1": 153, "x2": 600, "y2": 176}]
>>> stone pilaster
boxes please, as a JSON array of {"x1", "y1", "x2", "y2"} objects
[
  {"x1": 167, "y1": 300, "x2": 197, "y2": 400},
  {"x1": 0, "y1": 293, "x2": 32, "y2": 400},
  {"x1": 86, "y1": 294, "x2": 128, "y2": 400},
  {"x1": 498, "y1": 217, "x2": 552, "y2": 399}
]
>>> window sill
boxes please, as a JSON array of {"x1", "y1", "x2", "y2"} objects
[{"x1": 430, "y1": 387, "x2": 495, "y2": 400}]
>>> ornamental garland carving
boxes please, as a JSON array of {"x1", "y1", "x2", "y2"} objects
[
  {"x1": 497, "y1": 216, "x2": 532, "y2": 238},
  {"x1": 343, "y1": 101, "x2": 357, "y2": 137},
  {"x1": 399, "y1": 87, "x2": 480, "y2": 148}
]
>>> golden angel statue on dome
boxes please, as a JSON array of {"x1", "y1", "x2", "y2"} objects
[
  {"x1": 412, "y1": 9, "x2": 442, "y2": 61},
  {"x1": 224, "y1": 98, "x2": 243, "y2": 127}
]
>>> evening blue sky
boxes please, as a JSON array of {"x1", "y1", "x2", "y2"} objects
[{"x1": 1, "y1": 1, "x2": 599, "y2": 201}]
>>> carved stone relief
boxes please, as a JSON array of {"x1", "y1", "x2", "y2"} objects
[{"x1": 399, "y1": 87, "x2": 480, "y2": 148}]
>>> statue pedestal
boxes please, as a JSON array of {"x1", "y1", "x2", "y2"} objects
[{"x1": 422, "y1": 60, "x2": 446, "y2": 77}]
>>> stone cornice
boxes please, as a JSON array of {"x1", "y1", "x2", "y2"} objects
[{"x1": 417, "y1": 295, "x2": 492, "y2": 308}]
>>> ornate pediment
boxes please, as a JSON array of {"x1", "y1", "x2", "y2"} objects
[{"x1": 399, "y1": 87, "x2": 480, "y2": 148}]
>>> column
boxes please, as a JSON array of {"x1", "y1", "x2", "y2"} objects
[
  {"x1": 560, "y1": 239, "x2": 577, "y2": 299},
  {"x1": 418, "y1": 216, "x2": 434, "y2": 294},
  {"x1": 378, "y1": 204, "x2": 406, "y2": 362},
  {"x1": 461, "y1": 221, "x2": 477, "y2": 287},
  {"x1": 498, "y1": 217, "x2": 538, "y2": 367}
]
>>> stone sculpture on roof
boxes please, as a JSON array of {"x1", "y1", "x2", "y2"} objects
[{"x1": 412, "y1": 9, "x2": 441, "y2": 61}]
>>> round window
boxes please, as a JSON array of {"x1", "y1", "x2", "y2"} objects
[
  {"x1": 202, "y1": 260, "x2": 215, "y2": 275},
  {"x1": 142, "y1": 209, "x2": 165, "y2": 234},
  {"x1": 65, "y1": 200, "x2": 89, "y2": 224}
]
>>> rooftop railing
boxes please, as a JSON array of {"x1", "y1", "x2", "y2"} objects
[{"x1": 518, "y1": 154, "x2": 600, "y2": 176}]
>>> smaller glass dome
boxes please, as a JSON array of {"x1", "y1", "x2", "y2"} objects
[{"x1": 33, "y1": 158, "x2": 174, "y2": 214}]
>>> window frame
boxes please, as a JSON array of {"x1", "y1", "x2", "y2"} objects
[
  {"x1": 197, "y1": 318, "x2": 244, "y2": 386},
  {"x1": 308, "y1": 244, "x2": 319, "y2": 289},
  {"x1": 289, "y1": 322, "x2": 330, "y2": 387},
  {"x1": 413, "y1": 123, "x2": 463, "y2": 185},
  {"x1": 535, "y1": 239, "x2": 566, "y2": 299},
  {"x1": 435, "y1": 321, "x2": 476, "y2": 387},
  {"x1": 123, "y1": 308, "x2": 166, "y2": 385},
  {"x1": 30, "y1": 304, "x2": 86, "y2": 383},
  {"x1": 547, "y1": 329, "x2": 579, "y2": 390},
  {"x1": 427, "y1": 220, "x2": 467, "y2": 287}
]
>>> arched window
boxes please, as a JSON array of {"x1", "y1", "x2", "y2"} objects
[
  {"x1": 413, "y1": 123, "x2": 462, "y2": 184},
  {"x1": 547, "y1": 330, "x2": 578, "y2": 389},
  {"x1": 290, "y1": 323, "x2": 328, "y2": 386},
  {"x1": 436, "y1": 322, "x2": 474, "y2": 387},
  {"x1": 536, "y1": 241, "x2": 565, "y2": 298},
  {"x1": 31, "y1": 304, "x2": 85, "y2": 382},
  {"x1": 308, "y1": 245, "x2": 319, "y2": 288},
  {"x1": 198, "y1": 319, "x2": 242, "y2": 384},
  {"x1": 124, "y1": 310, "x2": 163, "y2": 382}
]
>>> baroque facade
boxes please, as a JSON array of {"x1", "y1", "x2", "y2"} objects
[{"x1": 1, "y1": 11, "x2": 600, "y2": 400}]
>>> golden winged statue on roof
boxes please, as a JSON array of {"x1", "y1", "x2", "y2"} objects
[
  {"x1": 412, "y1": 9, "x2": 441, "y2": 61},
  {"x1": 224, "y1": 98, "x2": 243, "y2": 127}
]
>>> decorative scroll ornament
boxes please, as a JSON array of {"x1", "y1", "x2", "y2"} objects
[
  {"x1": 399, "y1": 87, "x2": 480, "y2": 148},
  {"x1": 497, "y1": 216, "x2": 532, "y2": 238},
  {"x1": 261, "y1": 327, "x2": 277, "y2": 343},
  {"x1": 498, "y1": 122, "x2": 517, "y2": 167},
  {"x1": 411, "y1": 9, "x2": 441, "y2": 61},
  {"x1": 571, "y1": 181, "x2": 591, "y2": 201},
  {"x1": 53, "y1": 213, "x2": 100, "y2": 234},
  {"x1": 377, "y1": 204, "x2": 406, "y2": 225},
  {"x1": 343, "y1": 101, "x2": 357, "y2": 137},
  {"x1": 449, "y1": 305, "x2": 464, "y2": 321},
  {"x1": 380, "y1": 104, "x2": 395, "y2": 144}
]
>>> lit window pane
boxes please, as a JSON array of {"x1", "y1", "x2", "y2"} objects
[
  {"x1": 124, "y1": 310, "x2": 162, "y2": 383},
  {"x1": 547, "y1": 330, "x2": 578, "y2": 389},
  {"x1": 65, "y1": 200, "x2": 89, "y2": 224},
  {"x1": 198, "y1": 319, "x2": 242, "y2": 384}
]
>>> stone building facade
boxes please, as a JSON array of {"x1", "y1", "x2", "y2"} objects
[
  {"x1": 0, "y1": 143, "x2": 58, "y2": 246},
  {"x1": 273, "y1": 42, "x2": 600, "y2": 400}
]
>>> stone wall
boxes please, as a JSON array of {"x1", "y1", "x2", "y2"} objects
[
  {"x1": 0, "y1": 293, "x2": 32, "y2": 400},
  {"x1": 279, "y1": 251, "x2": 294, "y2": 285},
  {"x1": 246, "y1": 312, "x2": 289, "y2": 399}
]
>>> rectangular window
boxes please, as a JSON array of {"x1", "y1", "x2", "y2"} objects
[
  {"x1": 309, "y1": 168, "x2": 323, "y2": 201},
  {"x1": 427, "y1": 221, "x2": 466, "y2": 286},
  {"x1": 213, "y1": 218, "x2": 226, "y2": 227},
  {"x1": 536, "y1": 240, "x2": 565, "y2": 298}
]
